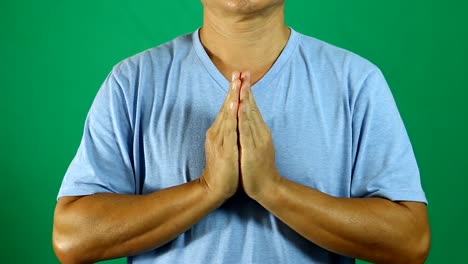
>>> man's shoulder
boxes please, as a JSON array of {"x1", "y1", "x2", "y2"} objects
[
  {"x1": 294, "y1": 30, "x2": 379, "y2": 75},
  {"x1": 111, "y1": 31, "x2": 195, "y2": 76}
]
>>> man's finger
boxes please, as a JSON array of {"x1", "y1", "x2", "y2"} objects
[
  {"x1": 239, "y1": 71, "x2": 263, "y2": 126},
  {"x1": 220, "y1": 72, "x2": 241, "y2": 148},
  {"x1": 240, "y1": 72, "x2": 261, "y2": 121},
  {"x1": 223, "y1": 81, "x2": 240, "y2": 135},
  {"x1": 239, "y1": 71, "x2": 260, "y2": 143},
  {"x1": 240, "y1": 71, "x2": 269, "y2": 140},
  {"x1": 222, "y1": 111, "x2": 239, "y2": 151},
  {"x1": 239, "y1": 71, "x2": 252, "y2": 119},
  {"x1": 247, "y1": 86, "x2": 265, "y2": 125},
  {"x1": 239, "y1": 102, "x2": 255, "y2": 148},
  {"x1": 213, "y1": 73, "x2": 241, "y2": 129},
  {"x1": 222, "y1": 72, "x2": 241, "y2": 112},
  {"x1": 240, "y1": 71, "x2": 250, "y2": 102}
]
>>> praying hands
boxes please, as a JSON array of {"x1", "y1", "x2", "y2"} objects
[{"x1": 200, "y1": 71, "x2": 281, "y2": 201}]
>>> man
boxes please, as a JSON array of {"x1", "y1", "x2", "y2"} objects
[{"x1": 53, "y1": 0, "x2": 430, "y2": 263}]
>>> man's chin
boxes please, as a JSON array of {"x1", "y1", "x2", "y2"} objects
[{"x1": 203, "y1": 0, "x2": 284, "y2": 16}]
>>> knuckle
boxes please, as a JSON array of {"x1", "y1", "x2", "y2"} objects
[
  {"x1": 230, "y1": 145, "x2": 238, "y2": 154},
  {"x1": 264, "y1": 132, "x2": 272, "y2": 142},
  {"x1": 206, "y1": 129, "x2": 216, "y2": 141},
  {"x1": 205, "y1": 137, "x2": 213, "y2": 148}
]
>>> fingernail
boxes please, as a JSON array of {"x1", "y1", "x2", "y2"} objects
[
  {"x1": 231, "y1": 72, "x2": 237, "y2": 82},
  {"x1": 232, "y1": 81, "x2": 237, "y2": 90},
  {"x1": 241, "y1": 71, "x2": 250, "y2": 82},
  {"x1": 230, "y1": 102, "x2": 235, "y2": 110}
]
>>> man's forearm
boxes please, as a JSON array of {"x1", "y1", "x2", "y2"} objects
[
  {"x1": 253, "y1": 176, "x2": 430, "y2": 264},
  {"x1": 53, "y1": 178, "x2": 223, "y2": 264}
]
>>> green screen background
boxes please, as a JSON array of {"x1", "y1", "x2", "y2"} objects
[{"x1": 1, "y1": 0, "x2": 466, "y2": 263}]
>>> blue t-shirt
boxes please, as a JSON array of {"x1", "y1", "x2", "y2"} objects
[{"x1": 58, "y1": 28, "x2": 427, "y2": 263}]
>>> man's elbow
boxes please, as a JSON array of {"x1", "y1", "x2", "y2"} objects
[
  {"x1": 52, "y1": 229, "x2": 85, "y2": 264},
  {"x1": 394, "y1": 227, "x2": 431, "y2": 264},
  {"x1": 391, "y1": 201, "x2": 430, "y2": 263},
  {"x1": 410, "y1": 229, "x2": 431, "y2": 263},
  {"x1": 52, "y1": 197, "x2": 93, "y2": 264}
]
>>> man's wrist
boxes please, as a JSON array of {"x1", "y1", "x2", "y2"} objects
[
  {"x1": 195, "y1": 175, "x2": 231, "y2": 207},
  {"x1": 249, "y1": 170, "x2": 283, "y2": 203}
]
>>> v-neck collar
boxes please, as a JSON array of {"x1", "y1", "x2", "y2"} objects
[{"x1": 192, "y1": 27, "x2": 300, "y2": 93}]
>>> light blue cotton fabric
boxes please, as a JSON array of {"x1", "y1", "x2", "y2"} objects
[{"x1": 58, "y1": 28, "x2": 427, "y2": 263}]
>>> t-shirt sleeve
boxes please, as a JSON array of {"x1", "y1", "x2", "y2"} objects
[
  {"x1": 57, "y1": 68, "x2": 136, "y2": 199},
  {"x1": 350, "y1": 68, "x2": 427, "y2": 203}
]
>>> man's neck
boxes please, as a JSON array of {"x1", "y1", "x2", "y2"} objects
[{"x1": 200, "y1": 5, "x2": 290, "y2": 84}]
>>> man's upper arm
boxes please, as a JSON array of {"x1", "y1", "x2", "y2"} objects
[
  {"x1": 350, "y1": 68, "x2": 427, "y2": 204},
  {"x1": 57, "y1": 67, "x2": 136, "y2": 199}
]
